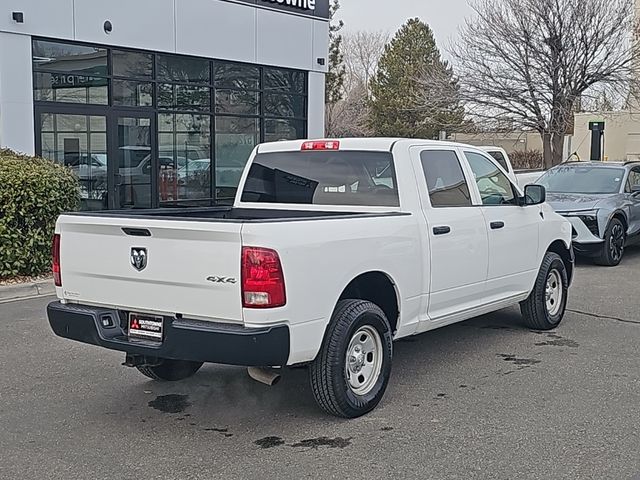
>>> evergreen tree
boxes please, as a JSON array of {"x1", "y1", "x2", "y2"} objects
[
  {"x1": 369, "y1": 18, "x2": 464, "y2": 138},
  {"x1": 325, "y1": 0, "x2": 345, "y2": 107}
]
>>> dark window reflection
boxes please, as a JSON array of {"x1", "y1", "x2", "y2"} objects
[
  {"x1": 264, "y1": 118, "x2": 306, "y2": 142},
  {"x1": 215, "y1": 90, "x2": 259, "y2": 115},
  {"x1": 157, "y1": 54, "x2": 210, "y2": 84},
  {"x1": 264, "y1": 68, "x2": 306, "y2": 93},
  {"x1": 158, "y1": 84, "x2": 210, "y2": 111},
  {"x1": 264, "y1": 93, "x2": 306, "y2": 118},
  {"x1": 215, "y1": 62, "x2": 260, "y2": 89},
  {"x1": 112, "y1": 50, "x2": 153, "y2": 79},
  {"x1": 32, "y1": 40, "x2": 107, "y2": 76},
  {"x1": 113, "y1": 80, "x2": 153, "y2": 107}
]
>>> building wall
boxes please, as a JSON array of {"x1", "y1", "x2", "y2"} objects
[
  {"x1": 0, "y1": 0, "x2": 328, "y2": 152},
  {"x1": 573, "y1": 112, "x2": 640, "y2": 162},
  {"x1": 449, "y1": 131, "x2": 544, "y2": 154}
]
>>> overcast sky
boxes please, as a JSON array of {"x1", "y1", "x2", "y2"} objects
[{"x1": 337, "y1": 0, "x2": 476, "y2": 51}]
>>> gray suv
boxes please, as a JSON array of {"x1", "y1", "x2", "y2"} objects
[{"x1": 537, "y1": 161, "x2": 640, "y2": 266}]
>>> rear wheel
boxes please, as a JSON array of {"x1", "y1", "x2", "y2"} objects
[
  {"x1": 136, "y1": 359, "x2": 203, "y2": 381},
  {"x1": 595, "y1": 218, "x2": 626, "y2": 266},
  {"x1": 310, "y1": 300, "x2": 393, "y2": 418},
  {"x1": 520, "y1": 252, "x2": 568, "y2": 330}
]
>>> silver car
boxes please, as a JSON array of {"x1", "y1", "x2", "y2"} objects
[{"x1": 536, "y1": 161, "x2": 640, "y2": 266}]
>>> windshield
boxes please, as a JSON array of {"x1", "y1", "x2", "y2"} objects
[
  {"x1": 241, "y1": 151, "x2": 399, "y2": 207},
  {"x1": 538, "y1": 165, "x2": 625, "y2": 194}
]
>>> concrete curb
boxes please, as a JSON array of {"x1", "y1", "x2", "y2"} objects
[{"x1": 0, "y1": 279, "x2": 55, "y2": 304}]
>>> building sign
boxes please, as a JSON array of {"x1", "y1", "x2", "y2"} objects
[
  {"x1": 260, "y1": 0, "x2": 316, "y2": 11},
  {"x1": 236, "y1": 0, "x2": 329, "y2": 19},
  {"x1": 51, "y1": 74, "x2": 107, "y2": 89}
]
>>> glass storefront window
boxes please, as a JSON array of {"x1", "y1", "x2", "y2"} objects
[
  {"x1": 158, "y1": 84, "x2": 210, "y2": 111},
  {"x1": 32, "y1": 39, "x2": 308, "y2": 209},
  {"x1": 34, "y1": 72, "x2": 108, "y2": 104},
  {"x1": 215, "y1": 62, "x2": 260, "y2": 90},
  {"x1": 215, "y1": 90, "x2": 259, "y2": 115},
  {"x1": 112, "y1": 50, "x2": 153, "y2": 79},
  {"x1": 32, "y1": 40, "x2": 107, "y2": 77},
  {"x1": 215, "y1": 116, "x2": 259, "y2": 202},
  {"x1": 264, "y1": 68, "x2": 306, "y2": 93},
  {"x1": 38, "y1": 113, "x2": 108, "y2": 211},
  {"x1": 264, "y1": 93, "x2": 306, "y2": 118},
  {"x1": 158, "y1": 113, "x2": 212, "y2": 205},
  {"x1": 157, "y1": 54, "x2": 210, "y2": 84},
  {"x1": 264, "y1": 118, "x2": 306, "y2": 142},
  {"x1": 113, "y1": 80, "x2": 153, "y2": 107}
]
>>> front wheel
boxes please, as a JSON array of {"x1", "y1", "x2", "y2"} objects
[
  {"x1": 310, "y1": 300, "x2": 393, "y2": 418},
  {"x1": 520, "y1": 252, "x2": 568, "y2": 330},
  {"x1": 136, "y1": 359, "x2": 203, "y2": 381},
  {"x1": 595, "y1": 218, "x2": 626, "y2": 267}
]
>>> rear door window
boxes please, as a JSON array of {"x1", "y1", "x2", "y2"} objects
[
  {"x1": 420, "y1": 150, "x2": 472, "y2": 207},
  {"x1": 241, "y1": 151, "x2": 400, "y2": 207}
]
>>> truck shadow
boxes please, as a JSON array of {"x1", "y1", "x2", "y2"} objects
[{"x1": 98, "y1": 306, "x2": 545, "y2": 432}]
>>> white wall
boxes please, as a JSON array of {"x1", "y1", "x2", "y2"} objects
[
  {"x1": 0, "y1": 0, "x2": 329, "y2": 73},
  {"x1": 0, "y1": 33, "x2": 35, "y2": 154}
]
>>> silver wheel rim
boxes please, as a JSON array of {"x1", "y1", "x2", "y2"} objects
[
  {"x1": 345, "y1": 326, "x2": 383, "y2": 396},
  {"x1": 610, "y1": 223, "x2": 625, "y2": 262},
  {"x1": 545, "y1": 269, "x2": 563, "y2": 316}
]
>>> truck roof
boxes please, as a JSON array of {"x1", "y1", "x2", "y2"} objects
[{"x1": 256, "y1": 138, "x2": 480, "y2": 153}]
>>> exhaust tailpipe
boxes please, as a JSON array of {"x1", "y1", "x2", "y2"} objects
[{"x1": 248, "y1": 367, "x2": 281, "y2": 386}]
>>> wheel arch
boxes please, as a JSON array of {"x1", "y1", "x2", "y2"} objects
[
  {"x1": 546, "y1": 239, "x2": 574, "y2": 286},
  {"x1": 609, "y1": 210, "x2": 628, "y2": 233},
  {"x1": 336, "y1": 271, "x2": 400, "y2": 336}
]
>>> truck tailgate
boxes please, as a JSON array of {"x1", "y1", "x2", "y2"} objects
[{"x1": 57, "y1": 215, "x2": 243, "y2": 322}]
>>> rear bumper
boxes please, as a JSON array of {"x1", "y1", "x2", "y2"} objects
[{"x1": 47, "y1": 301, "x2": 290, "y2": 367}]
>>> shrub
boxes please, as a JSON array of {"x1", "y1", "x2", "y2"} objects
[
  {"x1": 509, "y1": 150, "x2": 543, "y2": 170},
  {"x1": 0, "y1": 149, "x2": 79, "y2": 279}
]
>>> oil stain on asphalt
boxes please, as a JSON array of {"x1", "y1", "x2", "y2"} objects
[
  {"x1": 255, "y1": 436, "x2": 285, "y2": 449},
  {"x1": 497, "y1": 354, "x2": 541, "y2": 366},
  {"x1": 148, "y1": 394, "x2": 191, "y2": 414},
  {"x1": 254, "y1": 436, "x2": 351, "y2": 449}
]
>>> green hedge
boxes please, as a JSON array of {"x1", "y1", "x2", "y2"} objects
[{"x1": 0, "y1": 149, "x2": 79, "y2": 279}]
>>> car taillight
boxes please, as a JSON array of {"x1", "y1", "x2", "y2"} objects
[
  {"x1": 52, "y1": 234, "x2": 61, "y2": 287},
  {"x1": 241, "y1": 247, "x2": 286, "y2": 308},
  {"x1": 301, "y1": 140, "x2": 340, "y2": 151}
]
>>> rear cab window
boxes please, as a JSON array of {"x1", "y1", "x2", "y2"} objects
[{"x1": 241, "y1": 151, "x2": 400, "y2": 207}]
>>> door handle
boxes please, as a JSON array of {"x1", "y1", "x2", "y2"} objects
[
  {"x1": 490, "y1": 221, "x2": 505, "y2": 230},
  {"x1": 433, "y1": 226, "x2": 451, "y2": 235}
]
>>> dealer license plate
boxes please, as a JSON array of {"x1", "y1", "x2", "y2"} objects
[{"x1": 128, "y1": 313, "x2": 163, "y2": 341}]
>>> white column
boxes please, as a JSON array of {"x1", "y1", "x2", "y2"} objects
[
  {"x1": 307, "y1": 71, "x2": 326, "y2": 138},
  {"x1": 0, "y1": 32, "x2": 35, "y2": 155}
]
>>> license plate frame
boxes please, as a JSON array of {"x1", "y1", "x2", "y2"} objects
[{"x1": 128, "y1": 313, "x2": 164, "y2": 342}]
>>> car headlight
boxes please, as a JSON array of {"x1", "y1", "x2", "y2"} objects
[{"x1": 564, "y1": 210, "x2": 600, "y2": 236}]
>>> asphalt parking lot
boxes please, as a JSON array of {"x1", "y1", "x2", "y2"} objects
[{"x1": 1, "y1": 248, "x2": 639, "y2": 480}]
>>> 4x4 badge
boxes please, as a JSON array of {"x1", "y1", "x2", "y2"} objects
[
  {"x1": 130, "y1": 248, "x2": 148, "y2": 271},
  {"x1": 207, "y1": 276, "x2": 237, "y2": 284}
]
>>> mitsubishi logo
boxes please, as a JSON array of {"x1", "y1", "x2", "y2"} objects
[{"x1": 130, "y1": 248, "x2": 148, "y2": 271}]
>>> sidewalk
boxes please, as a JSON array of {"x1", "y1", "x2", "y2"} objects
[{"x1": 0, "y1": 278, "x2": 55, "y2": 304}]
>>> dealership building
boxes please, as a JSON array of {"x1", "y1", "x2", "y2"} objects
[{"x1": 0, "y1": 0, "x2": 329, "y2": 209}]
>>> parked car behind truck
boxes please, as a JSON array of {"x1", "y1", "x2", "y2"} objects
[{"x1": 47, "y1": 138, "x2": 574, "y2": 418}]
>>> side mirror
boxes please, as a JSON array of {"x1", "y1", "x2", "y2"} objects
[{"x1": 523, "y1": 184, "x2": 546, "y2": 206}]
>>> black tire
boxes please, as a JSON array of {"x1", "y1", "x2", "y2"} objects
[
  {"x1": 309, "y1": 300, "x2": 393, "y2": 418},
  {"x1": 520, "y1": 252, "x2": 568, "y2": 330},
  {"x1": 136, "y1": 359, "x2": 203, "y2": 381},
  {"x1": 594, "y1": 218, "x2": 626, "y2": 267}
]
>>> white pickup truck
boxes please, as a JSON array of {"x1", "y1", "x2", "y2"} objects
[{"x1": 48, "y1": 138, "x2": 574, "y2": 418}]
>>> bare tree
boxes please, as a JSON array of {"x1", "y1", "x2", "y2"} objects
[
  {"x1": 326, "y1": 31, "x2": 388, "y2": 137},
  {"x1": 451, "y1": 0, "x2": 640, "y2": 168}
]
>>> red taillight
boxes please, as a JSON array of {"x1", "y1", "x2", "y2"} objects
[
  {"x1": 52, "y1": 234, "x2": 61, "y2": 287},
  {"x1": 301, "y1": 140, "x2": 340, "y2": 151},
  {"x1": 241, "y1": 247, "x2": 286, "y2": 308}
]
